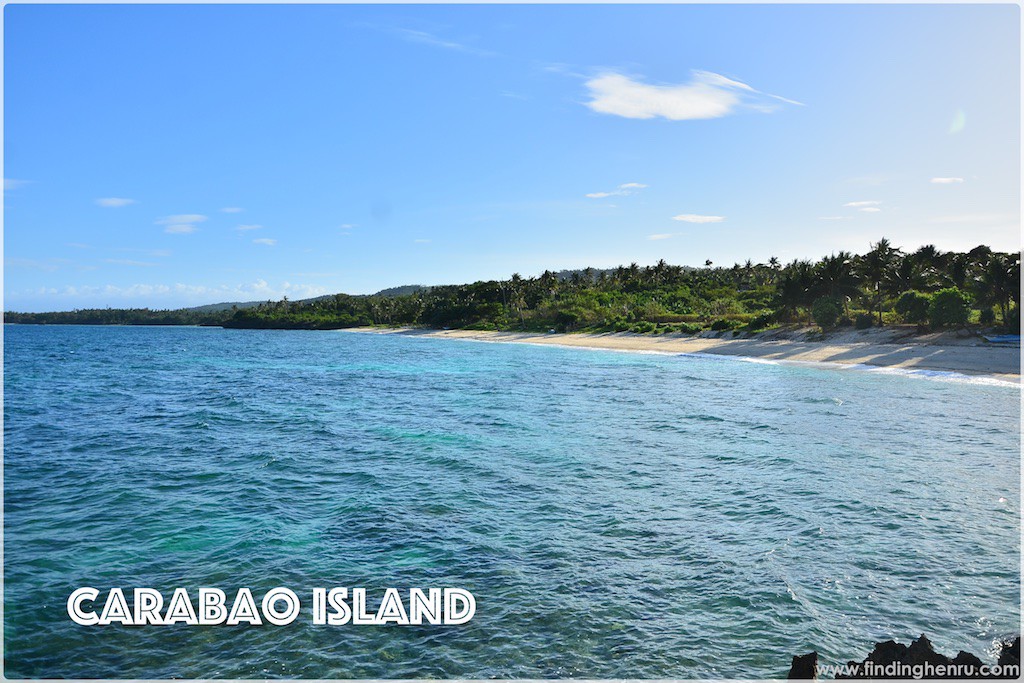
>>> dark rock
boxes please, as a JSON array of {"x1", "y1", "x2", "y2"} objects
[
  {"x1": 865, "y1": 639, "x2": 908, "y2": 665},
  {"x1": 904, "y1": 633, "x2": 950, "y2": 666},
  {"x1": 997, "y1": 636, "x2": 1020, "y2": 668},
  {"x1": 787, "y1": 651, "x2": 817, "y2": 679},
  {"x1": 795, "y1": 632, "x2": 1022, "y2": 679},
  {"x1": 950, "y1": 651, "x2": 983, "y2": 668}
]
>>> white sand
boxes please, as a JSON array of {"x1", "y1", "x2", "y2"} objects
[{"x1": 349, "y1": 327, "x2": 1020, "y2": 382}]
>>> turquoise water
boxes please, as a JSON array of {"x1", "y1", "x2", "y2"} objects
[{"x1": 3, "y1": 325, "x2": 1020, "y2": 678}]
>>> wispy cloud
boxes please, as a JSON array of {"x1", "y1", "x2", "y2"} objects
[
  {"x1": 95, "y1": 197, "x2": 136, "y2": 208},
  {"x1": 843, "y1": 200, "x2": 881, "y2": 207},
  {"x1": 414, "y1": 238, "x2": 432, "y2": 244},
  {"x1": 818, "y1": 216, "x2": 850, "y2": 221},
  {"x1": 20, "y1": 280, "x2": 331, "y2": 305},
  {"x1": 393, "y1": 28, "x2": 495, "y2": 57},
  {"x1": 930, "y1": 177, "x2": 965, "y2": 184},
  {"x1": 156, "y1": 214, "x2": 207, "y2": 234},
  {"x1": 3, "y1": 178, "x2": 30, "y2": 192},
  {"x1": 253, "y1": 238, "x2": 277, "y2": 246},
  {"x1": 221, "y1": 207, "x2": 244, "y2": 213},
  {"x1": 157, "y1": 214, "x2": 207, "y2": 225},
  {"x1": 339, "y1": 224, "x2": 356, "y2": 230},
  {"x1": 105, "y1": 259, "x2": 155, "y2": 267},
  {"x1": 584, "y1": 70, "x2": 801, "y2": 121},
  {"x1": 928, "y1": 213, "x2": 1016, "y2": 224},
  {"x1": 116, "y1": 247, "x2": 172, "y2": 258},
  {"x1": 5, "y1": 257, "x2": 65, "y2": 272},
  {"x1": 585, "y1": 182, "x2": 648, "y2": 199},
  {"x1": 672, "y1": 214, "x2": 724, "y2": 223},
  {"x1": 237, "y1": 224, "x2": 263, "y2": 231},
  {"x1": 858, "y1": 207, "x2": 881, "y2": 213}
]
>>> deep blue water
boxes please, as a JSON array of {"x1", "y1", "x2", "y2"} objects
[{"x1": 3, "y1": 325, "x2": 1020, "y2": 678}]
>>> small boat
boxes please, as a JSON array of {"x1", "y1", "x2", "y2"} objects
[{"x1": 982, "y1": 334, "x2": 1021, "y2": 344}]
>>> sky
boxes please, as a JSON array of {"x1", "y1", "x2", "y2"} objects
[{"x1": 3, "y1": 2, "x2": 1021, "y2": 311}]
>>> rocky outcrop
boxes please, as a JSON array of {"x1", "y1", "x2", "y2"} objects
[{"x1": 788, "y1": 634, "x2": 1020, "y2": 679}]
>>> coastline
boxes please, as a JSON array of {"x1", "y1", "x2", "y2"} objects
[{"x1": 348, "y1": 327, "x2": 1021, "y2": 383}]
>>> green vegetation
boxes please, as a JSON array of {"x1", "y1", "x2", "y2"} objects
[
  {"x1": 811, "y1": 296, "x2": 843, "y2": 329},
  {"x1": 928, "y1": 288, "x2": 971, "y2": 329},
  {"x1": 894, "y1": 291, "x2": 932, "y2": 325},
  {"x1": 2, "y1": 307, "x2": 231, "y2": 326},
  {"x1": 6, "y1": 240, "x2": 1020, "y2": 335}
]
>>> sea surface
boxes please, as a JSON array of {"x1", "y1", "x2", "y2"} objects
[{"x1": 3, "y1": 325, "x2": 1020, "y2": 678}]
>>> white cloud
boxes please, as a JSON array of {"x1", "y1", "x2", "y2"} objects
[
  {"x1": 253, "y1": 238, "x2": 277, "y2": 246},
  {"x1": 647, "y1": 233, "x2": 677, "y2": 240},
  {"x1": 585, "y1": 182, "x2": 648, "y2": 198},
  {"x1": 672, "y1": 214, "x2": 724, "y2": 223},
  {"x1": 3, "y1": 178, "x2": 29, "y2": 191},
  {"x1": 930, "y1": 177, "x2": 965, "y2": 184},
  {"x1": 95, "y1": 197, "x2": 136, "y2": 208},
  {"x1": 843, "y1": 200, "x2": 881, "y2": 207},
  {"x1": 156, "y1": 214, "x2": 206, "y2": 234},
  {"x1": 221, "y1": 207, "x2": 244, "y2": 213},
  {"x1": 413, "y1": 238, "x2": 431, "y2": 244},
  {"x1": 237, "y1": 224, "x2": 262, "y2": 231},
  {"x1": 858, "y1": 207, "x2": 882, "y2": 213},
  {"x1": 156, "y1": 214, "x2": 207, "y2": 225},
  {"x1": 584, "y1": 70, "x2": 801, "y2": 121},
  {"x1": 818, "y1": 216, "x2": 850, "y2": 221},
  {"x1": 339, "y1": 224, "x2": 356, "y2": 230}
]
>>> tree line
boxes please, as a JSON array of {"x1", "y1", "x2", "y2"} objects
[{"x1": 6, "y1": 239, "x2": 1019, "y2": 335}]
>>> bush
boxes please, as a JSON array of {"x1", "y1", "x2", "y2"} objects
[
  {"x1": 979, "y1": 308, "x2": 996, "y2": 326},
  {"x1": 929, "y1": 287, "x2": 971, "y2": 328},
  {"x1": 710, "y1": 318, "x2": 741, "y2": 331},
  {"x1": 747, "y1": 310, "x2": 774, "y2": 331},
  {"x1": 630, "y1": 321, "x2": 656, "y2": 334},
  {"x1": 811, "y1": 296, "x2": 843, "y2": 329},
  {"x1": 854, "y1": 312, "x2": 874, "y2": 329},
  {"x1": 1003, "y1": 306, "x2": 1020, "y2": 332},
  {"x1": 894, "y1": 291, "x2": 931, "y2": 324},
  {"x1": 677, "y1": 322, "x2": 703, "y2": 334}
]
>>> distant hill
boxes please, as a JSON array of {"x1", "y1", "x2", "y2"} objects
[
  {"x1": 184, "y1": 300, "x2": 263, "y2": 313},
  {"x1": 373, "y1": 285, "x2": 428, "y2": 297}
]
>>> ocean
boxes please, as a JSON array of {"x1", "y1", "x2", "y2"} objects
[{"x1": 3, "y1": 324, "x2": 1020, "y2": 678}]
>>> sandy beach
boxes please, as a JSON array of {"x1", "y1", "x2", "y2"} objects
[{"x1": 350, "y1": 327, "x2": 1021, "y2": 382}]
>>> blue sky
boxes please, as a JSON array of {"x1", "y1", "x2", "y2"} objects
[{"x1": 3, "y1": 3, "x2": 1020, "y2": 311}]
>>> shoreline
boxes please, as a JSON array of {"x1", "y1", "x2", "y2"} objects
[{"x1": 347, "y1": 327, "x2": 1021, "y2": 383}]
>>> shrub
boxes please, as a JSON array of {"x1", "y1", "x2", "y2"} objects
[
  {"x1": 811, "y1": 296, "x2": 843, "y2": 329},
  {"x1": 854, "y1": 312, "x2": 874, "y2": 329},
  {"x1": 1003, "y1": 305, "x2": 1020, "y2": 332},
  {"x1": 630, "y1": 320, "x2": 656, "y2": 334},
  {"x1": 677, "y1": 322, "x2": 703, "y2": 334},
  {"x1": 894, "y1": 291, "x2": 931, "y2": 324},
  {"x1": 929, "y1": 287, "x2": 971, "y2": 328},
  {"x1": 979, "y1": 308, "x2": 996, "y2": 326},
  {"x1": 747, "y1": 310, "x2": 774, "y2": 331},
  {"x1": 710, "y1": 318, "x2": 741, "y2": 331}
]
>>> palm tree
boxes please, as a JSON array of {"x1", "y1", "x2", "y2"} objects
[
  {"x1": 857, "y1": 238, "x2": 900, "y2": 325},
  {"x1": 815, "y1": 252, "x2": 860, "y2": 315}
]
